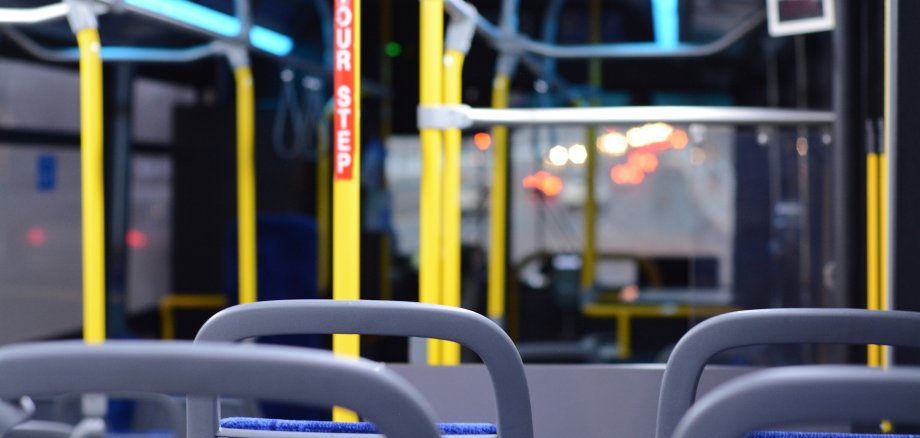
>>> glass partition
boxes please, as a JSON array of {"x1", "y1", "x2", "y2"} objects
[{"x1": 387, "y1": 119, "x2": 835, "y2": 364}]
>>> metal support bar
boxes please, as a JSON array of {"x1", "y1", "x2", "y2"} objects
[
  {"x1": 581, "y1": 0, "x2": 602, "y2": 295},
  {"x1": 418, "y1": 0, "x2": 445, "y2": 365},
  {"x1": 222, "y1": 43, "x2": 250, "y2": 70},
  {"x1": 518, "y1": 11, "x2": 765, "y2": 59},
  {"x1": 0, "y1": 3, "x2": 107, "y2": 25},
  {"x1": 484, "y1": 22, "x2": 518, "y2": 332},
  {"x1": 439, "y1": 4, "x2": 477, "y2": 364},
  {"x1": 445, "y1": 1, "x2": 477, "y2": 54},
  {"x1": 416, "y1": 105, "x2": 471, "y2": 130},
  {"x1": 2, "y1": 1, "x2": 381, "y2": 93},
  {"x1": 419, "y1": 105, "x2": 835, "y2": 129},
  {"x1": 331, "y1": 0, "x2": 361, "y2": 420},
  {"x1": 65, "y1": 0, "x2": 98, "y2": 32},
  {"x1": 0, "y1": 27, "x2": 224, "y2": 63},
  {"x1": 231, "y1": 60, "x2": 257, "y2": 308},
  {"x1": 69, "y1": 0, "x2": 107, "y2": 345},
  {"x1": 882, "y1": 0, "x2": 898, "y2": 367},
  {"x1": 234, "y1": 0, "x2": 252, "y2": 43},
  {"x1": 444, "y1": 0, "x2": 764, "y2": 60}
]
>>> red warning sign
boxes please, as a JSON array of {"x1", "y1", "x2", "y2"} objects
[{"x1": 333, "y1": 0, "x2": 356, "y2": 180}]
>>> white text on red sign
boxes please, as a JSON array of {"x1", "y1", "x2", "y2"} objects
[{"x1": 333, "y1": 0, "x2": 355, "y2": 180}]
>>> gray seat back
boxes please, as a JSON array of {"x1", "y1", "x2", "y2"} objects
[
  {"x1": 191, "y1": 300, "x2": 533, "y2": 438},
  {"x1": 0, "y1": 341, "x2": 442, "y2": 438},
  {"x1": 672, "y1": 365, "x2": 920, "y2": 438},
  {"x1": 657, "y1": 308, "x2": 920, "y2": 438}
]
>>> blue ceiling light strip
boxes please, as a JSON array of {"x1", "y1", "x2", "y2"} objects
[
  {"x1": 249, "y1": 26, "x2": 293, "y2": 56},
  {"x1": 651, "y1": 0, "x2": 680, "y2": 49},
  {"x1": 124, "y1": 0, "x2": 294, "y2": 56}
]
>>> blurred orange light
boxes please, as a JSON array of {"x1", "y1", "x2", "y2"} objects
[
  {"x1": 611, "y1": 165, "x2": 627, "y2": 185},
  {"x1": 629, "y1": 166, "x2": 646, "y2": 184},
  {"x1": 630, "y1": 153, "x2": 659, "y2": 172},
  {"x1": 26, "y1": 226, "x2": 46, "y2": 247},
  {"x1": 474, "y1": 132, "x2": 492, "y2": 151},
  {"x1": 523, "y1": 175, "x2": 538, "y2": 189},
  {"x1": 620, "y1": 284, "x2": 640, "y2": 302},
  {"x1": 523, "y1": 171, "x2": 563, "y2": 196},
  {"x1": 541, "y1": 174, "x2": 563, "y2": 196},
  {"x1": 670, "y1": 128, "x2": 689, "y2": 149},
  {"x1": 610, "y1": 163, "x2": 646, "y2": 185}
]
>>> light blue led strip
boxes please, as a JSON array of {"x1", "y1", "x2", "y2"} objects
[
  {"x1": 125, "y1": 0, "x2": 294, "y2": 56},
  {"x1": 652, "y1": 0, "x2": 679, "y2": 49}
]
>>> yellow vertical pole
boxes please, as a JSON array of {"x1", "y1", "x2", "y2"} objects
[
  {"x1": 488, "y1": 74, "x2": 510, "y2": 326},
  {"x1": 876, "y1": 8, "x2": 893, "y2": 432},
  {"x1": 419, "y1": 0, "x2": 444, "y2": 365},
  {"x1": 332, "y1": 0, "x2": 361, "y2": 421},
  {"x1": 581, "y1": 123, "x2": 598, "y2": 292},
  {"x1": 866, "y1": 151, "x2": 880, "y2": 367},
  {"x1": 580, "y1": 0, "x2": 601, "y2": 292},
  {"x1": 441, "y1": 49, "x2": 465, "y2": 365},
  {"x1": 317, "y1": 103, "x2": 333, "y2": 296},
  {"x1": 77, "y1": 27, "x2": 106, "y2": 344},
  {"x1": 234, "y1": 66, "x2": 258, "y2": 305}
]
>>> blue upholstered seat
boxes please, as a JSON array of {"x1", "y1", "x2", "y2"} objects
[
  {"x1": 220, "y1": 418, "x2": 496, "y2": 435},
  {"x1": 746, "y1": 432, "x2": 920, "y2": 438}
]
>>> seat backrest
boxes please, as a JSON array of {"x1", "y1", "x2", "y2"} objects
[
  {"x1": 191, "y1": 300, "x2": 533, "y2": 438},
  {"x1": 671, "y1": 365, "x2": 920, "y2": 438},
  {"x1": 656, "y1": 308, "x2": 920, "y2": 438},
  {"x1": 0, "y1": 340, "x2": 441, "y2": 438}
]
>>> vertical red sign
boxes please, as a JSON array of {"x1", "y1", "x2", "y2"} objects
[{"x1": 333, "y1": 0, "x2": 355, "y2": 180}]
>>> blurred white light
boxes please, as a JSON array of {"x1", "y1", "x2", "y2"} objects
[
  {"x1": 646, "y1": 122, "x2": 673, "y2": 142},
  {"x1": 534, "y1": 79, "x2": 549, "y2": 93},
  {"x1": 689, "y1": 123, "x2": 707, "y2": 145},
  {"x1": 548, "y1": 145, "x2": 569, "y2": 167},
  {"x1": 568, "y1": 144, "x2": 587, "y2": 165},
  {"x1": 626, "y1": 122, "x2": 673, "y2": 148},
  {"x1": 599, "y1": 132, "x2": 629, "y2": 156},
  {"x1": 626, "y1": 126, "x2": 645, "y2": 147}
]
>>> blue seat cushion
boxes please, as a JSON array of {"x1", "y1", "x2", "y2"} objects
[
  {"x1": 105, "y1": 433, "x2": 175, "y2": 438},
  {"x1": 220, "y1": 418, "x2": 497, "y2": 435},
  {"x1": 747, "y1": 432, "x2": 920, "y2": 438}
]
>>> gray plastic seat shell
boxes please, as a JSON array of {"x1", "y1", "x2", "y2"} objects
[
  {"x1": 0, "y1": 341, "x2": 442, "y2": 438},
  {"x1": 191, "y1": 300, "x2": 533, "y2": 438},
  {"x1": 671, "y1": 365, "x2": 920, "y2": 438},
  {"x1": 656, "y1": 308, "x2": 920, "y2": 438}
]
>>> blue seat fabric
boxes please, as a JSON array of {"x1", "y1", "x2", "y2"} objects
[
  {"x1": 747, "y1": 432, "x2": 920, "y2": 438},
  {"x1": 220, "y1": 418, "x2": 497, "y2": 435}
]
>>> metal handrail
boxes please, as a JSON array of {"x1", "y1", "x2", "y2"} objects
[
  {"x1": 0, "y1": 3, "x2": 106, "y2": 25},
  {"x1": 445, "y1": 0, "x2": 765, "y2": 60},
  {"x1": 1, "y1": 26, "x2": 224, "y2": 63},
  {"x1": 464, "y1": 105, "x2": 834, "y2": 126}
]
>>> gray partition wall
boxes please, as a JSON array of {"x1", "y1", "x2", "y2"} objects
[{"x1": 391, "y1": 364, "x2": 766, "y2": 438}]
